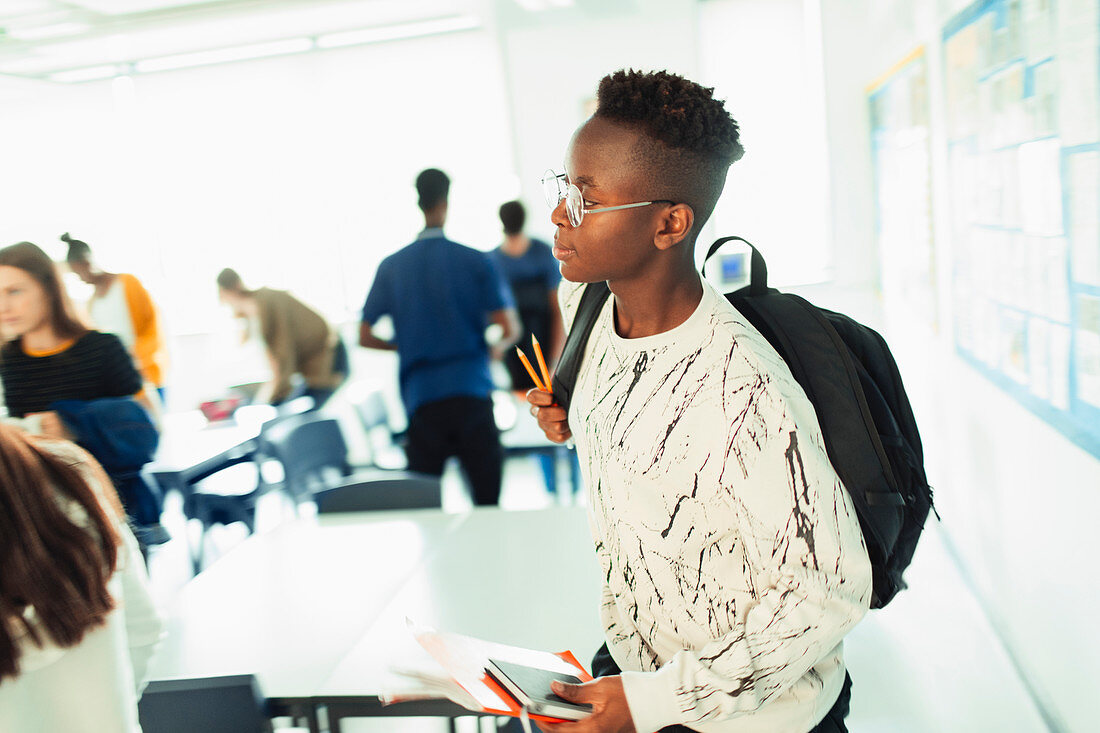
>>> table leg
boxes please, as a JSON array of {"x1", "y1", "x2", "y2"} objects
[{"x1": 295, "y1": 703, "x2": 321, "y2": 733}]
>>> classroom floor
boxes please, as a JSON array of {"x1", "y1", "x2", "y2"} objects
[{"x1": 145, "y1": 456, "x2": 1052, "y2": 733}]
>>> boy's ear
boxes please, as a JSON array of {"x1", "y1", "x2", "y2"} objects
[{"x1": 653, "y1": 204, "x2": 695, "y2": 251}]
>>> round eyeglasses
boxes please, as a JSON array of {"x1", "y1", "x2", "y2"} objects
[{"x1": 541, "y1": 170, "x2": 673, "y2": 228}]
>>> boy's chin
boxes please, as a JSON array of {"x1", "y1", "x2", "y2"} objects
[{"x1": 559, "y1": 267, "x2": 602, "y2": 285}]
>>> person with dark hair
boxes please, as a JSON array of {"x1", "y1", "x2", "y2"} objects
[
  {"x1": 489, "y1": 200, "x2": 564, "y2": 389},
  {"x1": 489, "y1": 199, "x2": 580, "y2": 499},
  {"x1": 527, "y1": 70, "x2": 871, "y2": 733},
  {"x1": 360, "y1": 168, "x2": 520, "y2": 506},
  {"x1": 0, "y1": 424, "x2": 162, "y2": 731},
  {"x1": 0, "y1": 242, "x2": 144, "y2": 430},
  {"x1": 63, "y1": 233, "x2": 169, "y2": 401},
  {"x1": 216, "y1": 268, "x2": 348, "y2": 409},
  {"x1": 0, "y1": 241, "x2": 166, "y2": 541}
]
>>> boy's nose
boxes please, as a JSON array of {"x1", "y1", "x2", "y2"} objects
[{"x1": 550, "y1": 198, "x2": 570, "y2": 228}]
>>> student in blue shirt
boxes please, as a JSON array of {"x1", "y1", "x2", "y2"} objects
[
  {"x1": 359, "y1": 169, "x2": 520, "y2": 506},
  {"x1": 489, "y1": 200, "x2": 564, "y2": 390},
  {"x1": 489, "y1": 200, "x2": 583, "y2": 500}
]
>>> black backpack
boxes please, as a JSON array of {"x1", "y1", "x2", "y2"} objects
[{"x1": 551, "y1": 236, "x2": 934, "y2": 608}]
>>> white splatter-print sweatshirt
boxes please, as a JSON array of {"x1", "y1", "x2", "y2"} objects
[{"x1": 562, "y1": 277, "x2": 872, "y2": 733}]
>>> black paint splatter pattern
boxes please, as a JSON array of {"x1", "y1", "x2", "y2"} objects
[{"x1": 561, "y1": 280, "x2": 872, "y2": 732}]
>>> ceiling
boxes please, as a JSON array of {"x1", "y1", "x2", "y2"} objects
[{"x1": 0, "y1": 0, "x2": 498, "y2": 82}]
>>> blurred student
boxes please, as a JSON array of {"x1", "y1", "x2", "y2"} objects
[
  {"x1": 527, "y1": 70, "x2": 871, "y2": 733},
  {"x1": 489, "y1": 200, "x2": 581, "y2": 500},
  {"x1": 63, "y1": 233, "x2": 169, "y2": 402},
  {"x1": 216, "y1": 268, "x2": 348, "y2": 409},
  {"x1": 489, "y1": 200, "x2": 564, "y2": 388},
  {"x1": 0, "y1": 424, "x2": 163, "y2": 732},
  {"x1": 359, "y1": 168, "x2": 520, "y2": 506},
  {"x1": 0, "y1": 242, "x2": 163, "y2": 535},
  {"x1": 0, "y1": 242, "x2": 142, "y2": 423}
]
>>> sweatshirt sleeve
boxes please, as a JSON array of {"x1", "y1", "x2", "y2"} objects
[
  {"x1": 98, "y1": 333, "x2": 144, "y2": 398},
  {"x1": 618, "y1": 414, "x2": 873, "y2": 732},
  {"x1": 115, "y1": 524, "x2": 164, "y2": 695},
  {"x1": 7, "y1": 607, "x2": 66, "y2": 674}
]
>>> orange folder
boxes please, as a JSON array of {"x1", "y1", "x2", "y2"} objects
[{"x1": 412, "y1": 625, "x2": 593, "y2": 723}]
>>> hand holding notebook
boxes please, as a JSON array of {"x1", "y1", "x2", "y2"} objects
[
  {"x1": 399, "y1": 621, "x2": 594, "y2": 724},
  {"x1": 485, "y1": 658, "x2": 592, "y2": 721}
]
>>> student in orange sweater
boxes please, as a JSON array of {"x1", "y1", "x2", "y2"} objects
[{"x1": 64, "y1": 234, "x2": 168, "y2": 401}]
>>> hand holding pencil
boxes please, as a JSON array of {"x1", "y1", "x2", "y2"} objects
[
  {"x1": 516, "y1": 335, "x2": 553, "y2": 394},
  {"x1": 519, "y1": 335, "x2": 572, "y2": 444}
]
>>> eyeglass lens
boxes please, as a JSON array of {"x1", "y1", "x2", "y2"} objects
[
  {"x1": 542, "y1": 171, "x2": 564, "y2": 209},
  {"x1": 565, "y1": 185, "x2": 583, "y2": 227},
  {"x1": 541, "y1": 171, "x2": 584, "y2": 227}
]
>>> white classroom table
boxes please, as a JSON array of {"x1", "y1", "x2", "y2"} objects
[
  {"x1": 314, "y1": 507, "x2": 604, "y2": 731},
  {"x1": 145, "y1": 507, "x2": 604, "y2": 731}
]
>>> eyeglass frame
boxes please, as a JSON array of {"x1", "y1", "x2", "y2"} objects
[{"x1": 542, "y1": 170, "x2": 675, "y2": 228}]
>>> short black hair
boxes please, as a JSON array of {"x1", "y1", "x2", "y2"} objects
[
  {"x1": 499, "y1": 200, "x2": 526, "y2": 235},
  {"x1": 216, "y1": 268, "x2": 245, "y2": 292},
  {"x1": 61, "y1": 232, "x2": 92, "y2": 263},
  {"x1": 594, "y1": 69, "x2": 744, "y2": 239},
  {"x1": 415, "y1": 168, "x2": 450, "y2": 211}
]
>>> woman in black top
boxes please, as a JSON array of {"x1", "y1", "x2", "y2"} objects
[{"x1": 0, "y1": 242, "x2": 142, "y2": 436}]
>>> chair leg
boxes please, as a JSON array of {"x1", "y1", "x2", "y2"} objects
[
  {"x1": 189, "y1": 517, "x2": 206, "y2": 576},
  {"x1": 306, "y1": 705, "x2": 321, "y2": 733}
]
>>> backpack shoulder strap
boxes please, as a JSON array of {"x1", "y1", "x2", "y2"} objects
[
  {"x1": 704, "y1": 235, "x2": 770, "y2": 296},
  {"x1": 551, "y1": 281, "x2": 611, "y2": 413}
]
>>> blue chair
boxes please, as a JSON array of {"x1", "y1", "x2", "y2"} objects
[
  {"x1": 351, "y1": 390, "x2": 408, "y2": 469},
  {"x1": 138, "y1": 675, "x2": 269, "y2": 733},
  {"x1": 259, "y1": 414, "x2": 352, "y2": 504},
  {"x1": 162, "y1": 411, "x2": 314, "y2": 574},
  {"x1": 314, "y1": 471, "x2": 442, "y2": 513}
]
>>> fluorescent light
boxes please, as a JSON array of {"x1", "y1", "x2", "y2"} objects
[
  {"x1": 315, "y1": 15, "x2": 480, "y2": 49},
  {"x1": 512, "y1": 0, "x2": 573, "y2": 10},
  {"x1": 67, "y1": 0, "x2": 212, "y2": 14},
  {"x1": 6, "y1": 22, "x2": 91, "y2": 41},
  {"x1": 49, "y1": 64, "x2": 123, "y2": 83},
  {"x1": 134, "y1": 37, "x2": 314, "y2": 73},
  {"x1": 32, "y1": 13, "x2": 481, "y2": 82}
]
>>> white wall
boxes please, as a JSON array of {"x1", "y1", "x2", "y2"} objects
[
  {"x1": 700, "y1": 0, "x2": 834, "y2": 286},
  {"x1": 0, "y1": 26, "x2": 517, "y2": 410},
  {"x1": 496, "y1": 0, "x2": 838, "y2": 286},
  {"x1": 821, "y1": 1, "x2": 1100, "y2": 730},
  {"x1": 495, "y1": 0, "x2": 701, "y2": 245},
  {"x1": 0, "y1": 26, "x2": 516, "y2": 331}
]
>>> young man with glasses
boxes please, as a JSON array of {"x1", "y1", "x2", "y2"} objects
[{"x1": 527, "y1": 70, "x2": 872, "y2": 733}]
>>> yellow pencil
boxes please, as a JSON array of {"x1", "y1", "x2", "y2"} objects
[
  {"x1": 516, "y1": 347, "x2": 548, "y2": 392},
  {"x1": 532, "y1": 335, "x2": 553, "y2": 391}
]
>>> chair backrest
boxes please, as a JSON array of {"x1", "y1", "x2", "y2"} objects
[
  {"x1": 138, "y1": 675, "x2": 269, "y2": 733},
  {"x1": 314, "y1": 470, "x2": 443, "y2": 513},
  {"x1": 352, "y1": 391, "x2": 399, "y2": 465},
  {"x1": 261, "y1": 415, "x2": 350, "y2": 501},
  {"x1": 353, "y1": 391, "x2": 389, "y2": 430}
]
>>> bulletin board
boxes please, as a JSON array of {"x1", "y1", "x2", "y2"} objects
[
  {"x1": 943, "y1": 0, "x2": 1100, "y2": 458},
  {"x1": 868, "y1": 48, "x2": 937, "y2": 330}
]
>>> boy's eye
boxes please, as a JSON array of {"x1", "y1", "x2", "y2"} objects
[{"x1": 583, "y1": 199, "x2": 598, "y2": 207}]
